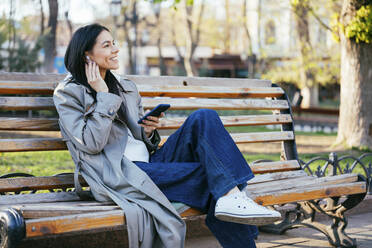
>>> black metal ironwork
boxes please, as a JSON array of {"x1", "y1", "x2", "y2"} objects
[
  {"x1": 0, "y1": 208, "x2": 25, "y2": 248},
  {"x1": 260, "y1": 152, "x2": 371, "y2": 248},
  {"x1": 300, "y1": 152, "x2": 371, "y2": 194}
]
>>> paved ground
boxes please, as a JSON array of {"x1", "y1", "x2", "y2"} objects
[{"x1": 185, "y1": 211, "x2": 372, "y2": 248}]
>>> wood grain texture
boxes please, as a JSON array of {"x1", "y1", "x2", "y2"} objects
[
  {"x1": 0, "y1": 131, "x2": 294, "y2": 152},
  {"x1": 252, "y1": 182, "x2": 366, "y2": 206},
  {"x1": 0, "y1": 117, "x2": 60, "y2": 131},
  {"x1": 137, "y1": 85, "x2": 284, "y2": 98},
  {"x1": 142, "y1": 98, "x2": 289, "y2": 110},
  {"x1": 0, "y1": 73, "x2": 273, "y2": 87},
  {"x1": 245, "y1": 174, "x2": 359, "y2": 194},
  {"x1": 0, "y1": 138, "x2": 67, "y2": 152},
  {"x1": 250, "y1": 160, "x2": 300, "y2": 174},
  {"x1": 126, "y1": 75, "x2": 273, "y2": 87},
  {"x1": 0, "y1": 192, "x2": 82, "y2": 205},
  {"x1": 0, "y1": 82, "x2": 283, "y2": 98},
  {"x1": 247, "y1": 170, "x2": 308, "y2": 184},
  {"x1": 0, "y1": 174, "x2": 87, "y2": 193},
  {"x1": 0, "y1": 97, "x2": 288, "y2": 111},
  {"x1": 0, "y1": 114, "x2": 292, "y2": 131},
  {"x1": 0, "y1": 97, "x2": 55, "y2": 110}
]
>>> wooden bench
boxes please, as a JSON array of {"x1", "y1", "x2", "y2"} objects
[{"x1": 0, "y1": 72, "x2": 367, "y2": 248}]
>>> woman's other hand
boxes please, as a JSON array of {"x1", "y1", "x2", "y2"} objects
[
  {"x1": 140, "y1": 112, "x2": 165, "y2": 137},
  {"x1": 85, "y1": 61, "x2": 108, "y2": 93}
]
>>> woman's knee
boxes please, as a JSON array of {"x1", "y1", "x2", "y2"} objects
[{"x1": 190, "y1": 109, "x2": 219, "y2": 120}]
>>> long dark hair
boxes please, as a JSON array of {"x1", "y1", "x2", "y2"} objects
[{"x1": 64, "y1": 23, "x2": 123, "y2": 101}]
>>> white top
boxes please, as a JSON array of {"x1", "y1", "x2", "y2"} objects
[
  {"x1": 112, "y1": 72, "x2": 150, "y2": 162},
  {"x1": 124, "y1": 128, "x2": 150, "y2": 162}
]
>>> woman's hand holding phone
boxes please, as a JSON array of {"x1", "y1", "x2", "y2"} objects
[
  {"x1": 140, "y1": 112, "x2": 165, "y2": 137},
  {"x1": 85, "y1": 56, "x2": 108, "y2": 93}
]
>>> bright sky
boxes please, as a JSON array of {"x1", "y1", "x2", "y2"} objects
[
  {"x1": 0, "y1": 0, "x2": 110, "y2": 24},
  {"x1": 0, "y1": 0, "x2": 222, "y2": 24}
]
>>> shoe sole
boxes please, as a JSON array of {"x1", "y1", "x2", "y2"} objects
[{"x1": 215, "y1": 212, "x2": 281, "y2": 226}]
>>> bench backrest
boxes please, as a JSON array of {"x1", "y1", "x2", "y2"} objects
[{"x1": 0, "y1": 73, "x2": 300, "y2": 192}]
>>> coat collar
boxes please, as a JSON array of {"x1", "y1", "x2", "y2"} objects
[{"x1": 112, "y1": 72, "x2": 134, "y2": 93}]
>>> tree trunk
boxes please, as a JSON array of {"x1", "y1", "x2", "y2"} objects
[
  {"x1": 336, "y1": 0, "x2": 372, "y2": 149},
  {"x1": 171, "y1": 13, "x2": 186, "y2": 75},
  {"x1": 39, "y1": 0, "x2": 45, "y2": 35},
  {"x1": 224, "y1": 0, "x2": 231, "y2": 54},
  {"x1": 184, "y1": 3, "x2": 196, "y2": 76},
  {"x1": 292, "y1": 1, "x2": 318, "y2": 107},
  {"x1": 243, "y1": 0, "x2": 254, "y2": 78},
  {"x1": 65, "y1": 11, "x2": 73, "y2": 39},
  {"x1": 300, "y1": 85, "x2": 319, "y2": 108},
  {"x1": 44, "y1": 0, "x2": 58, "y2": 73},
  {"x1": 154, "y1": 8, "x2": 167, "y2": 75},
  {"x1": 183, "y1": 0, "x2": 205, "y2": 76}
]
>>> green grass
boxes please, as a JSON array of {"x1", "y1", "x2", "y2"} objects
[
  {"x1": 0, "y1": 149, "x2": 370, "y2": 178},
  {"x1": 0, "y1": 151, "x2": 74, "y2": 176}
]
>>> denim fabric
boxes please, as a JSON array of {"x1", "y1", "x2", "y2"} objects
[{"x1": 135, "y1": 109, "x2": 258, "y2": 247}]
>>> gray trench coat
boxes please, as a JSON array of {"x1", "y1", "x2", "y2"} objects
[{"x1": 53, "y1": 74, "x2": 186, "y2": 248}]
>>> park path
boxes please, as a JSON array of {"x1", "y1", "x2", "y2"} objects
[{"x1": 185, "y1": 208, "x2": 372, "y2": 248}]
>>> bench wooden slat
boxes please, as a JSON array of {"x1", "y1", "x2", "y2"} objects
[
  {"x1": 18, "y1": 203, "x2": 120, "y2": 219},
  {"x1": 0, "y1": 75, "x2": 273, "y2": 87},
  {"x1": 0, "y1": 114, "x2": 292, "y2": 131},
  {"x1": 0, "y1": 83, "x2": 283, "y2": 98},
  {"x1": 0, "y1": 86, "x2": 54, "y2": 95},
  {"x1": 0, "y1": 174, "x2": 87, "y2": 193},
  {"x1": 0, "y1": 131, "x2": 294, "y2": 152},
  {"x1": 25, "y1": 210, "x2": 125, "y2": 238},
  {"x1": 0, "y1": 97, "x2": 289, "y2": 111},
  {"x1": 159, "y1": 114, "x2": 292, "y2": 129},
  {"x1": 142, "y1": 98, "x2": 289, "y2": 110},
  {"x1": 245, "y1": 173, "x2": 359, "y2": 194},
  {"x1": 249, "y1": 160, "x2": 300, "y2": 174},
  {"x1": 137, "y1": 85, "x2": 284, "y2": 98},
  {"x1": 253, "y1": 181, "x2": 366, "y2": 206},
  {"x1": 247, "y1": 170, "x2": 308, "y2": 185},
  {"x1": 0, "y1": 117, "x2": 60, "y2": 131},
  {"x1": 0, "y1": 192, "x2": 82, "y2": 205},
  {"x1": 229, "y1": 131, "x2": 294, "y2": 144},
  {"x1": 0, "y1": 138, "x2": 67, "y2": 152},
  {"x1": 0, "y1": 97, "x2": 55, "y2": 111},
  {"x1": 126, "y1": 75, "x2": 273, "y2": 87}
]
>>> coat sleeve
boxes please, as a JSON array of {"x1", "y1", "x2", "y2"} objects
[
  {"x1": 134, "y1": 82, "x2": 161, "y2": 153},
  {"x1": 53, "y1": 82, "x2": 122, "y2": 154}
]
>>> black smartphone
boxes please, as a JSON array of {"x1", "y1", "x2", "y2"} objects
[{"x1": 137, "y1": 104, "x2": 170, "y2": 124}]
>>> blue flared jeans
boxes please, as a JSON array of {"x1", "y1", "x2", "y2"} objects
[{"x1": 135, "y1": 109, "x2": 258, "y2": 248}]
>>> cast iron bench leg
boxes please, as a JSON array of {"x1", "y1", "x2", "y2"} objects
[
  {"x1": 260, "y1": 185, "x2": 366, "y2": 248},
  {"x1": 0, "y1": 208, "x2": 25, "y2": 248}
]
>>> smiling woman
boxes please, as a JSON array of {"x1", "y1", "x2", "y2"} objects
[{"x1": 54, "y1": 23, "x2": 280, "y2": 248}]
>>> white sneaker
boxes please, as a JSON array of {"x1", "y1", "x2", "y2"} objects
[{"x1": 215, "y1": 191, "x2": 281, "y2": 226}]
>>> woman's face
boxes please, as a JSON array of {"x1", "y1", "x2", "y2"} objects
[{"x1": 86, "y1": 30, "x2": 119, "y2": 70}]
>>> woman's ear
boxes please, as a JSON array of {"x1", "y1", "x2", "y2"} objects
[{"x1": 84, "y1": 52, "x2": 92, "y2": 63}]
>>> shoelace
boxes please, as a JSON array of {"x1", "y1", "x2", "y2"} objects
[{"x1": 237, "y1": 192, "x2": 270, "y2": 210}]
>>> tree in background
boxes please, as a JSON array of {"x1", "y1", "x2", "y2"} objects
[
  {"x1": 242, "y1": 0, "x2": 256, "y2": 78},
  {"x1": 0, "y1": 3, "x2": 43, "y2": 72},
  {"x1": 337, "y1": 1, "x2": 372, "y2": 149},
  {"x1": 291, "y1": 0, "x2": 319, "y2": 107},
  {"x1": 263, "y1": 0, "x2": 340, "y2": 108},
  {"x1": 43, "y1": 0, "x2": 58, "y2": 72},
  {"x1": 183, "y1": 0, "x2": 206, "y2": 76}
]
